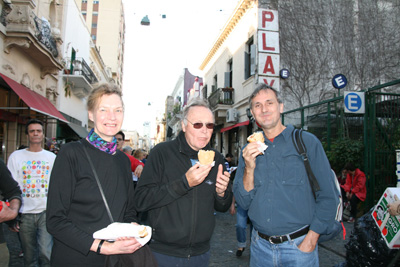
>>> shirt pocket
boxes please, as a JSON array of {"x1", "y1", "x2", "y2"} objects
[
  {"x1": 254, "y1": 155, "x2": 268, "y2": 187},
  {"x1": 281, "y1": 151, "x2": 306, "y2": 186}
]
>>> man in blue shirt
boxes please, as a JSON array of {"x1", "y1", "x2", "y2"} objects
[{"x1": 233, "y1": 84, "x2": 337, "y2": 266}]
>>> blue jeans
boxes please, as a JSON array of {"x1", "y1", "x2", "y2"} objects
[
  {"x1": 19, "y1": 212, "x2": 52, "y2": 267},
  {"x1": 250, "y1": 228, "x2": 318, "y2": 267},
  {"x1": 152, "y1": 250, "x2": 210, "y2": 267},
  {"x1": 236, "y1": 204, "x2": 252, "y2": 248}
]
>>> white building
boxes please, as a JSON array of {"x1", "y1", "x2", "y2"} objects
[{"x1": 199, "y1": 0, "x2": 262, "y2": 164}]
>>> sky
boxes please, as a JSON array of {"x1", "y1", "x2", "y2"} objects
[{"x1": 121, "y1": 0, "x2": 239, "y2": 136}]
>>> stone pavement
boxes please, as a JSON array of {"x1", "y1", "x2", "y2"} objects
[{"x1": 4, "y1": 213, "x2": 354, "y2": 267}]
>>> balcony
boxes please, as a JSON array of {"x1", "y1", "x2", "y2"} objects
[
  {"x1": 208, "y1": 87, "x2": 234, "y2": 121},
  {"x1": 62, "y1": 57, "x2": 98, "y2": 98},
  {"x1": 3, "y1": 1, "x2": 63, "y2": 78},
  {"x1": 208, "y1": 87, "x2": 234, "y2": 107}
]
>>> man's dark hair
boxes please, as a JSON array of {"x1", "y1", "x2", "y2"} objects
[
  {"x1": 225, "y1": 153, "x2": 233, "y2": 158},
  {"x1": 116, "y1": 131, "x2": 125, "y2": 140},
  {"x1": 248, "y1": 83, "x2": 282, "y2": 109},
  {"x1": 343, "y1": 162, "x2": 356, "y2": 172},
  {"x1": 25, "y1": 119, "x2": 44, "y2": 134}
]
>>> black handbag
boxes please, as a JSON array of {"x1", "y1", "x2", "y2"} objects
[{"x1": 81, "y1": 144, "x2": 158, "y2": 267}]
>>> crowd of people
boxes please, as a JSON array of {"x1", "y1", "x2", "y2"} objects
[{"x1": 0, "y1": 82, "x2": 396, "y2": 267}]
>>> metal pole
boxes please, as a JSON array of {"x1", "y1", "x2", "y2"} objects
[{"x1": 396, "y1": 149, "x2": 400, "y2": 187}]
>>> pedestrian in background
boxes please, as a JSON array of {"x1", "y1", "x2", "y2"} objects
[
  {"x1": 341, "y1": 162, "x2": 366, "y2": 223},
  {"x1": 133, "y1": 149, "x2": 146, "y2": 163},
  {"x1": 7, "y1": 119, "x2": 56, "y2": 267},
  {"x1": 0, "y1": 159, "x2": 22, "y2": 266},
  {"x1": 46, "y1": 83, "x2": 144, "y2": 266},
  {"x1": 134, "y1": 98, "x2": 232, "y2": 267},
  {"x1": 116, "y1": 131, "x2": 145, "y2": 186},
  {"x1": 233, "y1": 84, "x2": 338, "y2": 267},
  {"x1": 229, "y1": 195, "x2": 252, "y2": 257}
]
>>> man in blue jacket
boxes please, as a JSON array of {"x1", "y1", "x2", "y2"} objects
[{"x1": 233, "y1": 84, "x2": 337, "y2": 267}]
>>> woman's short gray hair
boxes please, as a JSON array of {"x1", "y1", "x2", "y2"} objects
[
  {"x1": 181, "y1": 98, "x2": 214, "y2": 125},
  {"x1": 248, "y1": 84, "x2": 282, "y2": 109}
]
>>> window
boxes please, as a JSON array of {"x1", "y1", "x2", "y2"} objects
[
  {"x1": 82, "y1": 11, "x2": 87, "y2": 16},
  {"x1": 91, "y1": 34, "x2": 96, "y2": 40},
  {"x1": 202, "y1": 85, "x2": 208, "y2": 99},
  {"x1": 82, "y1": 0, "x2": 87, "y2": 3},
  {"x1": 213, "y1": 75, "x2": 218, "y2": 92},
  {"x1": 93, "y1": 11, "x2": 98, "y2": 16},
  {"x1": 92, "y1": 23, "x2": 97, "y2": 28},
  {"x1": 93, "y1": 0, "x2": 99, "y2": 4},
  {"x1": 225, "y1": 59, "x2": 233, "y2": 88},
  {"x1": 244, "y1": 37, "x2": 255, "y2": 80}
]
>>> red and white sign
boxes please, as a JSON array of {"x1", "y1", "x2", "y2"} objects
[
  {"x1": 258, "y1": 53, "x2": 279, "y2": 77},
  {"x1": 258, "y1": 31, "x2": 279, "y2": 54},
  {"x1": 258, "y1": 77, "x2": 280, "y2": 90},
  {"x1": 258, "y1": 9, "x2": 279, "y2": 31},
  {"x1": 258, "y1": 8, "x2": 280, "y2": 89}
]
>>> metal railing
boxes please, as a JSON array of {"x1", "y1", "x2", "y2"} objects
[
  {"x1": 208, "y1": 88, "x2": 234, "y2": 109},
  {"x1": 64, "y1": 57, "x2": 98, "y2": 84},
  {"x1": 281, "y1": 79, "x2": 400, "y2": 210},
  {"x1": 33, "y1": 13, "x2": 59, "y2": 58}
]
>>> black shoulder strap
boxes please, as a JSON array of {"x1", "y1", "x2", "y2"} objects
[
  {"x1": 292, "y1": 129, "x2": 320, "y2": 199},
  {"x1": 79, "y1": 141, "x2": 114, "y2": 223}
]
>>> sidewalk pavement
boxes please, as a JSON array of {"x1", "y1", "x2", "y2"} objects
[{"x1": 4, "y1": 213, "x2": 353, "y2": 267}]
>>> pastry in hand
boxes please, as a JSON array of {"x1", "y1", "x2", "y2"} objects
[
  {"x1": 247, "y1": 132, "x2": 268, "y2": 154},
  {"x1": 247, "y1": 132, "x2": 265, "y2": 143},
  {"x1": 198, "y1": 150, "x2": 215, "y2": 165}
]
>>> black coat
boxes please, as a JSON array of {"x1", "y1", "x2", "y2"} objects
[{"x1": 134, "y1": 131, "x2": 232, "y2": 258}]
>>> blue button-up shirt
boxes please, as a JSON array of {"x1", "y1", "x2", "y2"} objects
[{"x1": 233, "y1": 125, "x2": 337, "y2": 236}]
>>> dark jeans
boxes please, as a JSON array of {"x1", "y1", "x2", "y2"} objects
[
  {"x1": 341, "y1": 188, "x2": 361, "y2": 218},
  {"x1": 152, "y1": 250, "x2": 210, "y2": 267}
]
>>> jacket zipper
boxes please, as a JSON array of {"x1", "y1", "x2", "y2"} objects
[{"x1": 187, "y1": 182, "x2": 197, "y2": 258}]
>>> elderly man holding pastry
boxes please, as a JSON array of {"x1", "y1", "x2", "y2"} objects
[{"x1": 134, "y1": 98, "x2": 232, "y2": 267}]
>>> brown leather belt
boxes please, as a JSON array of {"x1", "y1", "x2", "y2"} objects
[{"x1": 258, "y1": 226, "x2": 310, "y2": 244}]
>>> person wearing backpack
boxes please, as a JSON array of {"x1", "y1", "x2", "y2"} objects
[
  {"x1": 341, "y1": 162, "x2": 366, "y2": 223},
  {"x1": 233, "y1": 84, "x2": 338, "y2": 267}
]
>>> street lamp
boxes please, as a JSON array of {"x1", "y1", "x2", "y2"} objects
[{"x1": 141, "y1": 15, "x2": 150, "y2": 26}]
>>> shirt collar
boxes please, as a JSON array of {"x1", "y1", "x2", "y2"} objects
[{"x1": 177, "y1": 130, "x2": 211, "y2": 158}]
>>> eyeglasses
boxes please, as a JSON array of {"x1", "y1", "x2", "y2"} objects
[
  {"x1": 186, "y1": 119, "x2": 215, "y2": 130},
  {"x1": 116, "y1": 138, "x2": 123, "y2": 141}
]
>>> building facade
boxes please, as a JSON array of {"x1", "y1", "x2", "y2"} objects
[
  {"x1": 0, "y1": 0, "x2": 122, "y2": 162},
  {"x1": 165, "y1": 68, "x2": 203, "y2": 141},
  {"x1": 199, "y1": 0, "x2": 260, "y2": 165},
  {"x1": 0, "y1": 0, "x2": 65, "y2": 160},
  {"x1": 75, "y1": 0, "x2": 125, "y2": 87}
]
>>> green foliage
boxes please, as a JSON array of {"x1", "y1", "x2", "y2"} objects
[{"x1": 324, "y1": 138, "x2": 364, "y2": 173}]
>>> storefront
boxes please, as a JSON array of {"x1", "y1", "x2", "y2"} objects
[{"x1": 0, "y1": 73, "x2": 68, "y2": 162}]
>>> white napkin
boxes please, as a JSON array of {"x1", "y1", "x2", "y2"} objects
[
  {"x1": 93, "y1": 223, "x2": 152, "y2": 245},
  {"x1": 256, "y1": 141, "x2": 268, "y2": 154},
  {"x1": 199, "y1": 161, "x2": 215, "y2": 167}
]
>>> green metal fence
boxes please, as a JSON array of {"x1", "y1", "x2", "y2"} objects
[{"x1": 282, "y1": 79, "x2": 400, "y2": 212}]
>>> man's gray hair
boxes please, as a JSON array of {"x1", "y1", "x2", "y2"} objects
[
  {"x1": 248, "y1": 84, "x2": 282, "y2": 109},
  {"x1": 122, "y1": 146, "x2": 133, "y2": 153},
  {"x1": 181, "y1": 97, "x2": 214, "y2": 125}
]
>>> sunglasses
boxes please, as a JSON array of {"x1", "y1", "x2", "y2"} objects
[{"x1": 186, "y1": 119, "x2": 215, "y2": 130}]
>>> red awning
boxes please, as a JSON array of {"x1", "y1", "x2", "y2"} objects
[
  {"x1": 220, "y1": 120, "x2": 250, "y2": 133},
  {"x1": 0, "y1": 73, "x2": 68, "y2": 123}
]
